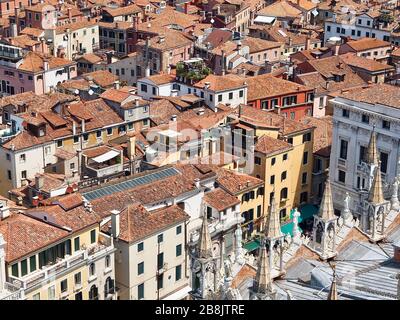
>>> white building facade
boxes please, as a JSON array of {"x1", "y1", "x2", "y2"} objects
[{"x1": 329, "y1": 92, "x2": 400, "y2": 214}]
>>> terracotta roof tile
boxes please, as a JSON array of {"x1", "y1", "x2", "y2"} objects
[
  {"x1": 299, "y1": 116, "x2": 332, "y2": 157},
  {"x1": 345, "y1": 37, "x2": 391, "y2": 52},
  {"x1": 337, "y1": 83, "x2": 400, "y2": 110},
  {"x1": 238, "y1": 105, "x2": 313, "y2": 135},
  {"x1": 255, "y1": 134, "x2": 293, "y2": 156},
  {"x1": 203, "y1": 188, "x2": 240, "y2": 211},
  {"x1": 193, "y1": 74, "x2": 247, "y2": 92},
  {"x1": 340, "y1": 53, "x2": 394, "y2": 72},
  {"x1": 18, "y1": 52, "x2": 75, "y2": 73},
  {"x1": 101, "y1": 204, "x2": 189, "y2": 243},
  {"x1": 246, "y1": 74, "x2": 311, "y2": 102},
  {"x1": 82, "y1": 70, "x2": 119, "y2": 88},
  {"x1": 0, "y1": 213, "x2": 69, "y2": 262}
]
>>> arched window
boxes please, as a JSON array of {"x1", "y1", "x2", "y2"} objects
[
  {"x1": 105, "y1": 255, "x2": 110, "y2": 268},
  {"x1": 104, "y1": 277, "x2": 114, "y2": 298},
  {"x1": 89, "y1": 285, "x2": 98, "y2": 300},
  {"x1": 280, "y1": 188, "x2": 288, "y2": 201}
]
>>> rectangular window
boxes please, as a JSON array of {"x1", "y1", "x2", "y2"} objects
[
  {"x1": 281, "y1": 171, "x2": 287, "y2": 181},
  {"x1": 176, "y1": 225, "x2": 182, "y2": 235},
  {"x1": 342, "y1": 109, "x2": 349, "y2": 118},
  {"x1": 362, "y1": 114, "x2": 369, "y2": 124},
  {"x1": 283, "y1": 154, "x2": 288, "y2": 161},
  {"x1": 338, "y1": 170, "x2": 346, "y2": 183},
  {"x1": 176, "y1": 244, "x2": 182, "y2": 257},
  {"x1": 239, "y1": 90, "x2": 244, "y2": 98},
  {"x1": 61, "y1": 279, "x2": 68, "y2": 293},
  {"x1": 83, "y1": 133, "x2": 89, "y2": 141},
  {"x1": 74, "y1": 237, "x2": 80, "y2": 251},
  {"x1": 32, "y1": 293, "x2": 40, "y2": 300},
  {"x1": 48, "y1": 286, "x2": 55, "y2": 300},
  {"x1": 359, "y1": 145, "x2": 366, "y2": 164},
  {"x1": 7, "y1": 170, "x2": 11, "y2": 180},
  {"x1": 229, "y1": 92, "x2": 233, "y2": 100},
  {"x1": 157, "y1": 274, "x2": 164, "y2": 290},
  {"x1": 157, "y1": 234, "x2": 163, "y2": 243},
  {"x1": 21, "y1": 170, "x2": 27, "y2": 179},
  {"x1": 255, "y1": 156, "x2": 261, "y2": 165},
  {"x1": 340, "y1": 139, "x2": 348, "y2": 160},
  {"x1": 74, "y1": 272, "x2": 81, "y2": 285},
  {"x1": 107, "y1": 128, "x2": 113, "y2": 135},
  {"x1": 20, "y1": 154, "x2": 26, "y2": 163},
  {"x1": 218, "y1": 94, "x2": 222, "y2": 102},
  {"x1": 11, "y1": 264, "x2": 18, "y2": 277},
  {"x1": 303, "y1": 152, "x2": 308, "y2": 165},
  {"x1": 302, "y1": 172, "x2": 307, "y2": 184},
  {"x1": 57, "y1": 140, "x2": 63, "y2": 148},
  {"x1": 21, "y1": 259, "x2": 28, "y2": 276},
  {"x1": 271, "y1": 157, "x2": 276, "y2": 166},
  {"x1": 73, "y1": 136, "x2": 79, "y2": 144},
  {"x1": 382, "y1": 120, "x2": 390, "y2": 130},
  {"x1": 302, "y1": 132, "x2": 311, "y2": 143},
  {"x1": 138, "y1": 262, "x2": 144, "y2": 275},
  {"x1": 175, "y1": 265, "x2": 182, "y2": 281},
  {"x1": 141, "y1": 84, "x2": 147, "y2": 92},
  {"x1": 261, "y1": 100, "x2": 268, "y2": 109},
  {"x1": 157, "y1": 252, "x2": 164, "y2": 270},
  {"x1": 29, "y1": 256, "x2": 36, "y2": 272},
  {"x1": 257, "y1": 205, "x2": 261, "y2": 218},
  {"x1": 138, "y1": 242, "x2": 144, "y2": 252},
  {"x1": 138, "y1": 283, "x2": 144, "y2": 300},
  {"x1": 90, "y1": 229, "x2": 96, "y2": 244},
  {"x1": 270, "y1": 175, "x2": 275, "y2": 185},
  {"x1": 380, "y1": 152, "x2": 388, "y2": 173}
]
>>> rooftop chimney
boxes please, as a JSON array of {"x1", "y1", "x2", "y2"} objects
[
  {"x1": 81, "y1": 119, "x2": 85, "y2": 133},
  {"x1": 67, "y1": 7, "x2": 72, "y2": 21},
  {"x1": 114, "y1": 80, "x2": 120, "y2": 90},
  {"x1": 0, "y1": 200, "x2": 10, "y2": 220},
  {"x1": 194, "y1": 178, "x2": 200, "y2": 188},
  {"x1": 111, "y1": 210, "x2": 120, "y2": 238},
  {"x1": 72, "y1": 121, "x2": 77, "y2": 135},
  {"x1": 171, "y1": 114, "x2": 177, "y2": 122},
  {"x1": 127, "y1": 135, "x2": 136, "y2": 159},
  {"x1": 35, "y1": 175, "x2": 44, "y2": 190},
  {"x1": 171, "y1": 89, "x2": 179, "y2": 97}
]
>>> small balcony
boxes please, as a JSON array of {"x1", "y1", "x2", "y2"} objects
[
  {"x1": 0, "y1": 282, "x2": 24, "y2": 300},
  {"x1": 83, "y1": 146, "x2": 124, "y2": 178}
]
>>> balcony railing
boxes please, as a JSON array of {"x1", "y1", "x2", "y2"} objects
[
  {"x1": 86, "y1": 162, "x2": 123, "y2": 178},
  {"x1": 0, "y1": 282, "x2": 24, "y2": 300},
  {"x1": 8, "y1": 236, "x2": 114, "y2": 292}
]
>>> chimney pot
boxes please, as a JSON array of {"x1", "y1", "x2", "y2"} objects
[{"x1": 111, "y1": 210, "x2": 120, "y2": 238}]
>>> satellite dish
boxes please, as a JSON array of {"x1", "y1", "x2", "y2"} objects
[
  {"x1": 210, "y1": 18, "x2": 214, "y2": 24},
  {"x1": 74, "y1": 89, "x2": 79, "y2": 95},
  {"x1": 88, "y1": 89, "x2": 94, "y2": 95}
]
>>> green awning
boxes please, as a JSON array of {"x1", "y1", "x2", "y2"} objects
[{"x1": 243, "y1": 240, "x2": 260, "y2": 252}]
